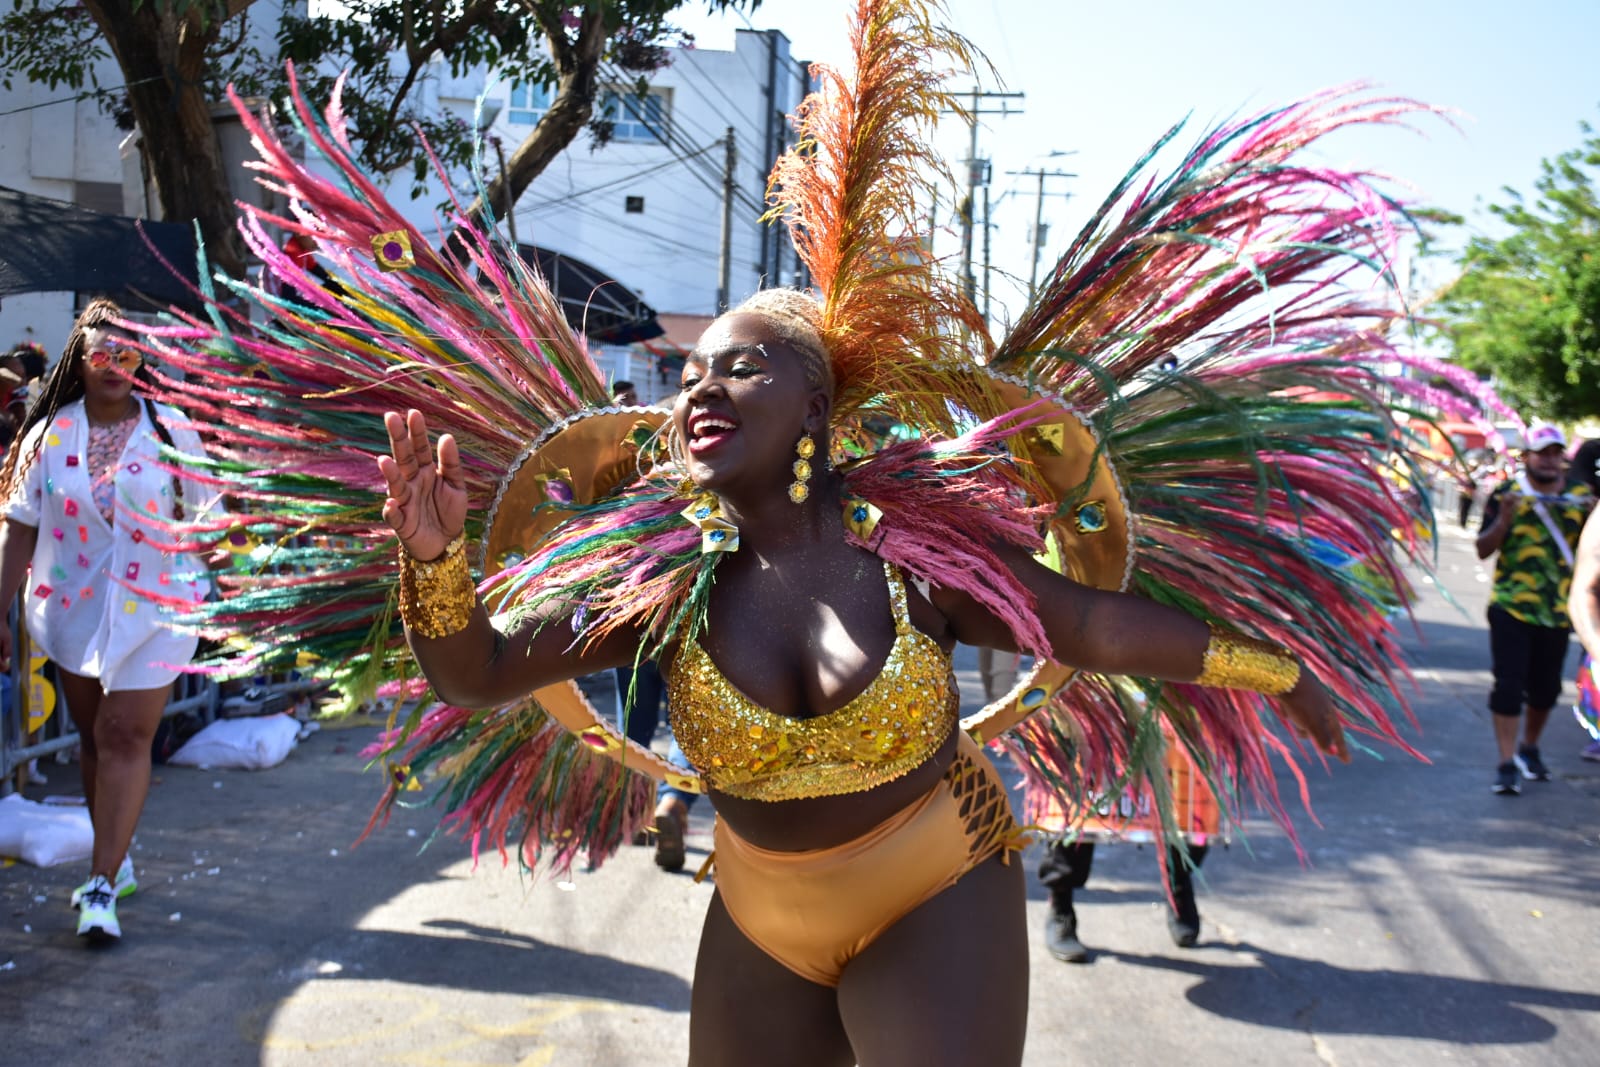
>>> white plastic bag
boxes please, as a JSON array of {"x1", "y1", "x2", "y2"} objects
[
  {"x1": 168, "y1": 712, "x2": 300, "y2": 770},
  {"x1": 0, "y1": 792, "x2": 94, "y2": 867}
]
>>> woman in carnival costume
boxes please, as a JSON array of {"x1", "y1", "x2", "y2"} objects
[{"x1": 141, "y1": 1, "x2": 1507, "y2": 1060}]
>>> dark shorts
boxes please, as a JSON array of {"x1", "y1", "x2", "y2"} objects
[{"x1": 1487, "y1": 605, "x2": 1571, "y2": 716}]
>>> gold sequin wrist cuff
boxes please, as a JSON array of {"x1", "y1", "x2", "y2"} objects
[
  {"x1": 398, "y1": 534, "x2": 475, "y2": 639},
  {"x1": 1195, "y1": 625, "x2": 1301, "y2": 696}
]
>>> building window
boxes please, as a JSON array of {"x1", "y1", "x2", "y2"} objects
[
  {"x1": 599, "y1": 87, "x2": 670, "y2": 143},
  {"x1": 625, "y1": 196, "x2": 644, "y2": 214},
  {"x1": 507, "y1": 81, "x2": 554, "y2": 125},
  {"x1": 74, "y1": 181, "x2": 123, "y2": 216}
]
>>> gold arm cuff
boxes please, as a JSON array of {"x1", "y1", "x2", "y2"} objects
[
  {"x1": 398, "y1": 534, "x2": 475, "y2": 639},
  {"x1": 1195, "y1": 625, "x2": 1301, "y2": 696}
]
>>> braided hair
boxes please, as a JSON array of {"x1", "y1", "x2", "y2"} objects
[{"x1": 0, "y1": 298, "x2": 186, "y2": 522}]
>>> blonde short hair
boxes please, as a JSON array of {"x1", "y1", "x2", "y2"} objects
[{"x1": 729, "y1": 288, "x2": 834, "y2": 394}]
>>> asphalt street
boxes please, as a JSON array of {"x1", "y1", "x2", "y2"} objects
[{"x1": 3, "y1": 521, "x2": 1599, "y2": 1066}]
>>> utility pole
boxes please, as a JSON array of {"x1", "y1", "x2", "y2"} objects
[
  {"x1": 981, "y1": 185, "x2": 992, "y2": 323},
  {"x1": 717, "y1": 127, "x2": 736, "y2": 312},
  {"x1": 1007, "y1": 164, "x2": 1075, "y2": 297},
  {"x1": 944, "y1": 88, "x2": 1023, "y2": 302},
  {"x1": 758, "y1": 29, "x2": 779, "y2": 285}
]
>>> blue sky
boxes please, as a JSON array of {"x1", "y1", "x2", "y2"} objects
[{"x1": 674, "y1": 0, "x2": 1600, "y2": 322}]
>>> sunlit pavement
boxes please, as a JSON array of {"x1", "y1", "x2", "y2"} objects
[{"x1": 3, "y1": 521, "x2": 1598, "y2": 1065}]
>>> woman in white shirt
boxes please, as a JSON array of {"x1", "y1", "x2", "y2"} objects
[{"x1": 0, "y1": 299, "x2": 215, "y2": 942}]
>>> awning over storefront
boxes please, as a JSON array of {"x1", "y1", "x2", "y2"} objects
[
  {"x1": 514, "y1": 243, "x2": 663, "y2": 345},
  {"x1": 0, "y1": 185, "x2": 204, "y2": 311}
]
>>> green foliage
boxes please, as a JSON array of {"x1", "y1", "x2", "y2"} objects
[
  {"x1": 3, "y1": 0, "x2": 758, "y2": 197},
  {"x1": 0, "y1": 1, "x2": 115, "y2": 95},
  {"x1": 231, "y1": 0, "x2": 759, "y2": 198},
  {"x1": 1, "y1": 1, "x2": 268, "y2": 123},
  {"x1": 1435, "y1": 116, "x2": 1600, "y2": 421}
]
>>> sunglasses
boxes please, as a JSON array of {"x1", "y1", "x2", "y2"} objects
[{"x1": 86, "y1": 343, "x2": 142, "y2": 371}]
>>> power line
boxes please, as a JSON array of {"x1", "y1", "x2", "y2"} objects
[
  {"x1": 517, "y1": 140, "x2": 721, "y2": 211},
  {"x1": 594, "y1": 58, "x2": 767, "y2": 217},
  {"x1": 596, "y1": 59, "x2": 766, "y2": 213},
  {"x1": 671, "y1": 59, "x2": 768, "y2": 152},
  {"x1": 0, "y1": 76, "x2": 165, "y2": 118},
  {"x1": 548, "y1": 196, "x2": 722, "y2": 261}
]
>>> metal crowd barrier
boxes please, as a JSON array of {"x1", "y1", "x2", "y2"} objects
[{"x1": 0, "y1": 594, "x2": 322, "y2": 796}]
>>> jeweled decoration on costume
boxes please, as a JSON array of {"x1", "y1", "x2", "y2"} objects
[
  {"x1": 579, "y1": 725, "x2": 623, "y2": 753},
  {"x1": 1018, "y1": 686, "x2": 1050, "y2": 710},
  {"x1": 1032, "y1": 423, "x2": 1065, "y2": 455},
  {"x1": 682, "y1": 494, "x2": 740, "y2": 554},
  {"x1": 1074, "y1": 500, "x2": 1108, "y2": 534},
  {"x1": 533, "y1": 469, "x2": 574, "y2": 504},
  {"x1": 371, "y1": 230, "x2": 415, "y2": 271},
  {"x1": 842, "y1": 495, "x2": 883, "y2": 541}
]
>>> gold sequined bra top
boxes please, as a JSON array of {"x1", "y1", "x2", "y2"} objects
[{"x1": 667, "y1": 560, "x2": 959, "y2": 802}]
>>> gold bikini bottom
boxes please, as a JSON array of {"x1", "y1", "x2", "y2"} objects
[{"x1": 710, "y1": 731, "x2": 1021, "y2": 987}]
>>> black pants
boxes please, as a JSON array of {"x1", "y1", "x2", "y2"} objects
[
  {"x1": 1038, "y1": 839, "x2": 1208, "y2": 900},
  {"x1": 1487, "y1": 605, "x2": 1570, "y2": 716}
]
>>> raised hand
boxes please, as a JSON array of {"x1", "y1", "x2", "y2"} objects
[{"x1": 377, "y1": 409, "x2": 467, "y2": 561}]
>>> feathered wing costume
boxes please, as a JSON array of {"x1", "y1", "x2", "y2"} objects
[{"x1": 145, "y1": 0, "x2": 1502, "y2": 872}]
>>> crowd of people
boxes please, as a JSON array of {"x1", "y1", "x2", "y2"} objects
[{"x1": 0, "y1": 341, "x2": 47, "y2": 453}]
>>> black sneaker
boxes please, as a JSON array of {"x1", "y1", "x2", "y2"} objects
[
  {"x1": 1514, "y1": 745, "x2": 1552, "y2": 781},
  {"x1": 1044, "y1": 907, "x2": 1090, "y2": 964},
  {"x1": 1493, "y1": 761, "x2": 1521, "y2": 795},
  {"x1": 1167, "y1": 910, "x2": 1201, "y2": 948}
]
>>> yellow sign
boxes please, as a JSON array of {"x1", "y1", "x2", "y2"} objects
[{"x1": 25, "y1": 651, "x2": 56, "y2": 733}]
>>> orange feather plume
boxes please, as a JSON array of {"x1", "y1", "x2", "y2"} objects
[{"x1": 765, "y1": 0, "x2": 996, "y2": 430}]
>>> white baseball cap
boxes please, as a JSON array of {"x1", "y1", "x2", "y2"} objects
[{"x1": 1525, "y1": 423, "x2": 1567, "y2": 452}]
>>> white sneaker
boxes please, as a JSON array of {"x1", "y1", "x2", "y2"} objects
[
  {"x1": 72, "y1": 856, "x2": 136, "y2": 907},
  {"x1": 74, "y1": 875, "x2": 121, "y2": 942}
]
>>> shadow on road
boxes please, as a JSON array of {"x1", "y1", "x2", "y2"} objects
[
  {"x1": 401, "y1": 918, "x2": 693, "y2": 1006},
  {"x1": 1107, "y1": 941, "x2": 1600, "y2": 1043}
]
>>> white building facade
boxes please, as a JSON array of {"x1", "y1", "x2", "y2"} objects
[
  {"x1": 2, "y1": 20, "x2": 808, "y2": 397},
  {"x1": 490, "y1": 28, "x2": 811, "y2": 318}
]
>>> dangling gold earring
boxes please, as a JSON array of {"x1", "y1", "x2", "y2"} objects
[{"x1": 789, "y1": 433, "x2": 816, "y2": 503}]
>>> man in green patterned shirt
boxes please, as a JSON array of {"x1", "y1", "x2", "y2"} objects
[{"x1": 1476, "y1": 423, "x2": 1593, "y2": 794}]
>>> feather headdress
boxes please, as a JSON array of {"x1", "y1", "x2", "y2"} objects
[{"x1": 138, "y1": 2, "x2": 1507, "y2": 873}]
